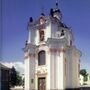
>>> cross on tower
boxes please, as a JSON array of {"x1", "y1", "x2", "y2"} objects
[{"x1": 55, "y1": 0, "x2": 59, "y2": 9}]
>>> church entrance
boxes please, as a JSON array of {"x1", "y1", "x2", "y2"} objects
[{"x1": 38, "y1": 77, "x2": 46, "y2": 90}]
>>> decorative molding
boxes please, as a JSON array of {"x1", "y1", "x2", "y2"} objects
[
  {"x1": 24, "y1": 55, "x2": 28, "y2": 59},
  {"x1": 35, "y1": 73, "x2": 47, "y2": 76},
  {"x1": 38, "y1": 43, "x2": 46, "y2": 47},
  {"x1": 49, "y1": 48, "x2": 65, "y2": 52},
  {"x1": 24, "y1": 53, "x2": 36, "y2": 59}
]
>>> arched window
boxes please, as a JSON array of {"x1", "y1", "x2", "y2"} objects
[{"x1": 38, "y1": 50, "x2": 46, "y2": 65}]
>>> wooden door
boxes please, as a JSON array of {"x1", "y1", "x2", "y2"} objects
[{"x1": 38, "y1": 77, "x2": 46, "y2": 90}]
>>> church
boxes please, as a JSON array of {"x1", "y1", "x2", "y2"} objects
[{"x1": 23, "y1": 1, "x2": 81, "y2": 90}]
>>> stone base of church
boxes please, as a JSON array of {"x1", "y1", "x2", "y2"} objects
[{"x1": 65, "y1": 88, "x2": 80, "y2": 90}]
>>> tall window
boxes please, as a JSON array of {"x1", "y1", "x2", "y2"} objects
[
  {"x1": 38, "y1": 51, "x2": 45, "y2": 65},
  {"x1": 39, "y1": 30, "x2": 44, "y2": 41}
]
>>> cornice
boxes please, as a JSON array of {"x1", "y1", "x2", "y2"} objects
[{"x1": 23, "y1": 43, "x2": 36, "y2": 52}]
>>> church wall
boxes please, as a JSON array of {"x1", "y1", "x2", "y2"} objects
[
  {"x1": 30, "y1": 56, "x2": 35, "y2": 89},
  {"x1": 28, "y1": 30, "x2": 31, "y2": 43},
  {"x1": 65, "y1": 47, "x2": 80, "y2": 89},
  {"x1": 46, "y1": 49, "x2": 51, "y2": 89},
  {"x1": 24, "y1": 44, "x2": 36, "y2": 90},
  {"x1": 65, "y1": 49, "x2": 74, "y2": 88},
  {"x1": 25, "y1": 55, "x2": 36, "y2": 90},
  {"x1": 57, "y1": 51, "x2": 65, "y2": 89},
  {"x1": 25, "y1": 57, "x2": 31, "y2": 90},
  {"x1": 51, "y1": 22, "x2": 58, "y2": 38},
  {"x1": 71, "y1": 48, "x2": 80, "y2": 88},
  {"x1": 45, "y1": 23, "x2": 51, "y2": 41},
  {"x1": 50, "y1": 51, "x2": 55, "y2": 89},
  {"x1": 30, "y1": 28, "x2": 37, "y2": 44},
  {"x1": 48, "y1": 49, "x2": 65, "y2": 89},
  {"x1": 35, "y1": 29, "x2": 39, "y2": 45}
]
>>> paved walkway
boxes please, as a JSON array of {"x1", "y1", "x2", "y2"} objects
[
  {"x1": 10, "y1": 86, "x2": 24, "y2": 90},
  {"x1": 10, "y1": 88, "x2": 24, "y2": 90},
  {"x1": 10, "y1": 86, "x2": 90, "y2": 90}
]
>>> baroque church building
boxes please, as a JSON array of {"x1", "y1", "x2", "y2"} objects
[{"x1": 24, "y1": 2, "x2": 81, "y2": 90}]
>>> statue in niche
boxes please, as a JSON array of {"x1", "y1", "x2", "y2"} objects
[{"x1": 39, "y1": 30, "x2": 44, "y2": 41}]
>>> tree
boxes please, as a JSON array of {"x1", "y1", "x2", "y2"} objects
[
  {"x1": 80, "y1": 69, "x2": 87, "y2": 76},
  {"x1": 22, "y1": 77, "x2": 25, "y2": 87},
  {"x1": 10, "y1": 66, "x2": 23, "y2": 87},
  {"x1": 9, "y1": 66, "x2": 17, "y2": 87},
  {"x1": 80, "y1": 69, "x2": 88, "y2": 81},
  {"x1": 16, "y1": 72, "x2": 23, "y2": 86}
]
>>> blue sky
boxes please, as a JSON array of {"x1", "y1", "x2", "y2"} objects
[{"x1": 0, "y1": 0, "x2": 90, "y2": 72}]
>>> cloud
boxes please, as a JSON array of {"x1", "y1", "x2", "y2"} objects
[{"x1": 2, "y1": 61, "x2": 24, "y2": 75}]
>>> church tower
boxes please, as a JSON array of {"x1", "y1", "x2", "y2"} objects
[{"x1": 23, "y1": 1, "x2": 81, "y2": 90}]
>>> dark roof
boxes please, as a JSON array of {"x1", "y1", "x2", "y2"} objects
[
  {"x1": 54, "y1": 9, "x2": 61, "y2": 13},
  {"x1": 41, "y1": 13, "x2": 45, "y2": 16},
  {"x1": 60, "y1": 22, "x2": 69, "y2": 28}
]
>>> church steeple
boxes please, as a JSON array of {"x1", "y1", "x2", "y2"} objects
[{"x1": 50, "y1": 0, "x2": 62, "y2": 20}]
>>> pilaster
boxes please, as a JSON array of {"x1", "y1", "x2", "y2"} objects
[
  {"x1": 23, "y1": 44, "x2": 36, "y2": 90},
  {"x1": 46, "y1": 38, "x2": 66, "y2": 89}
]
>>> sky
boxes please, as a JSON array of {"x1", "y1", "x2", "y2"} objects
[{"x1": 0, "y1": 0, "x2": 90, "y2": 72}]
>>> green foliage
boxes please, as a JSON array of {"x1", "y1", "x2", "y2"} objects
[
  {"x1": 10, "y1": 66, "x2": 17, "y2": 87},
  {"x1": 84, "y1": 74, "x2": 88, "y2": 81},
  {"x1": 80, "y1": 69, "x2": 88, "y2": 81},
  {"x1": 10, "y1": 66, "x2": 23, "y2": 87},
  {"x1": 22, "y1": 78, "x2": 25, "y2": 86},
  {"x1": 80, "y1": 69, "x2": 87, "y2": 76},
  {"x1": 16, "y1": 72, "x2": 23, "y2": 86}
]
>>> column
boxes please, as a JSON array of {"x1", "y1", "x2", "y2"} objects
[
  {"x1": 57, "y1": 50, "x2": 65, "y2": 89},
  {"x1": 25, "y1": 55, "x2": 31, "y2": 90},
  {"x1": 46, "y1": 49, "x2": 51, "y2": 89}
]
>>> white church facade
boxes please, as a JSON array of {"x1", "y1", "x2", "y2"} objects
[{"x1": 24, "y1": 2, "x2": 81, "y2": 90}]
